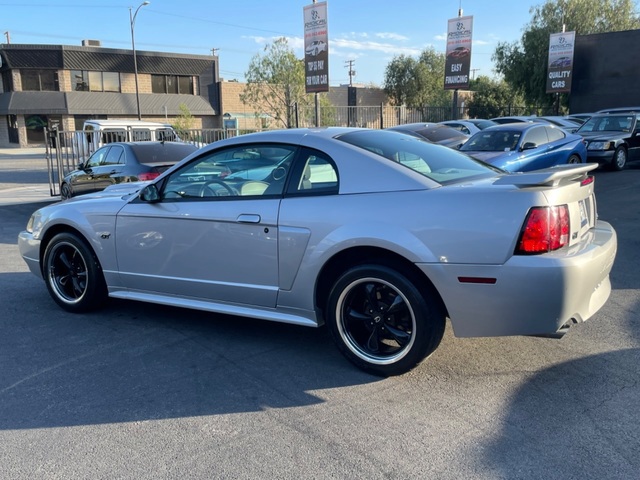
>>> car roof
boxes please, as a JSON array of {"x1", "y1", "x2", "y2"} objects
[
  {"x1": 596, "y1": 107, "x2": 640, "y2": 114},
  {"x1": 84, "y1": 120, "x2": 173, "y2": 128},
  {"x1": 483, "y1": 122, "x2": 549, "y2": 132}
]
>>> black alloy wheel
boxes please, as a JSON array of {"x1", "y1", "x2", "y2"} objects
[
  {"x1": 327, "y1": 264, "x2": 445, "y2": 376},
  {"x1": 60, "y1": 183, "x2": 72, "y2": 200},
  {"x1": 43, "y1": 232, "x2": 107, "y2": 312}
]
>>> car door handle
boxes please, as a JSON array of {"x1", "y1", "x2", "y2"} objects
[{"x1": 237, "y1": 214, "x2": 261, "y2": 223}]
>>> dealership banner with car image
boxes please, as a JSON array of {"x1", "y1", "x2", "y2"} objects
[
  {"x1": 303, "y1": 1, "x2": 329, "y2": 93},
  {"x1": 546, "y1": 31, "x2": 575, "y2": 93},
  {"x1": 444, "y1": 15, "x2": 473, "y2": 90}
]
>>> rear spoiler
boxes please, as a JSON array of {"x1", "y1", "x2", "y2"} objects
[{"x1": 493, "y1": 163, "x2": 598, "y2": 187}]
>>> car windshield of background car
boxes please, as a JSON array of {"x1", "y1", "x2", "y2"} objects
[
  {"x1": 577, "y1": 115, "x2": 634, "y2": 133},
  {"x1": 460, "y1": 131, "x2": 520, "y2": 152},
  {"x1": 337, "y1": 130, "x2": 502, "y2": 184}
]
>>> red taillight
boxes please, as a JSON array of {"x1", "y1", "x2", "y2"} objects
[
  {"x1": 580, "y1": 175, "x2": 594, "y2": 187},
  {"x1": 516, "y1": 205, "x2": 570, "y2": 254},
  {"x1": 137, "y1": 172, "x2": 161, "y2": 181}
]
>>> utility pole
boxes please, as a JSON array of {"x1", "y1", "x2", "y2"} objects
[
  {"x1": 3, "y1": 31, "x2": 10, "y2": 44},
  {"x1": 211, "y1": 48, "x2": 219, "y2": 56},
  {"x1": 344, "y1": 60, "x2": 356, "y2": 87},
  {"x1": 470, "y1": 68, "x2": 480, "y2": 80}
]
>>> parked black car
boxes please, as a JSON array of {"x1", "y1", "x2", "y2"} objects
[
  {"x1": 60, "y1": 141, "x2": 199, "y2": 199},
  {"x1": 386, "y1": 123, "x2": 469, "y2": 149},
  {"x1": 574, "y1": 113, "x2": 640, "y2": 171}
]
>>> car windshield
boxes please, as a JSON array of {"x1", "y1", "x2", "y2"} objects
[
  {"x1": 459, "y1": 130, "x2": 521, "y2": 152},
  {"x1": 577, "y1": 115, "x2": 634, "y2": 133},
  {"x1": 337, "y1": 130, "x2": 501, "y2": 184}
]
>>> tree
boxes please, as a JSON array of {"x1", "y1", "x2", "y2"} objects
[
  {"x1": 172, "y1": 103, "x2": 194, "y2": 135},
  {"x1": 383, "y1": 47, "x2": 451, "y2": 108},
  {"x1": 493, "y1": 0, "x2": 640, "y2": 109},
  {"x1": 241, "y1": 37, "x2": 307, "y2": 128},
  {"x1": 466, "y1": 76, "x2": 525, "y2": 118}
]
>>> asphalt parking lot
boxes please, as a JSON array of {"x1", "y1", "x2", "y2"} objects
[{"x1": 1, "y1": 149, "x2": 638, "y2": 479}]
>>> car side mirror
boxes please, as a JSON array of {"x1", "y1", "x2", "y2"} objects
[
  {"x1": 139, "y1": 184, "x2": 161, "y2": 203},
  {"x1": 521, "y1": 142, "x2": 537, "y2": 151}
]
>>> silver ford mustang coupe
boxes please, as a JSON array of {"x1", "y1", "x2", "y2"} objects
[{"x1": 18, "y1": 128, "x2": 617, "y2": 376}]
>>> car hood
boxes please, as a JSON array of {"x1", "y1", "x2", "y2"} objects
[{"x1": 577, "y1": 131, "x2": 630, "y2": 141}]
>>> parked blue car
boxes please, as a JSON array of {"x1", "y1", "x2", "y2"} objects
[{"x1": 458, "y1": 122, "x2": 587, "y2": 172}]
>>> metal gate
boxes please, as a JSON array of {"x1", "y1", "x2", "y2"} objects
[{"x1": 44, "y1": 128, "x2": 231, "y2": 197}]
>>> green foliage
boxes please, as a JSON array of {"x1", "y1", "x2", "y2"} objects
[
  {"x1": 241, "y1": 37, "x2": 307, "y2": 128},
  {"x1": 172, "y1": 103, "x2": 194, "y2": 135},
  {"x1": 493, "y1": 0, "x2": 640, "y2": 108},
  {"x1": 467, "y1": 76, "x2": 525, "y2": 118},
  {"x1": 383, "y1": 47, "x2": 452, "y2": 108}
]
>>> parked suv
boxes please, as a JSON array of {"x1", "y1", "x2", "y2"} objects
[{"x1": 574, "y1": 113, "x2": 640, "y2": 170}]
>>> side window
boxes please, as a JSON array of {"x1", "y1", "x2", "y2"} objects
[
  {"x1": 131, "y1": 129, "x2": 152, "y2": 141},
  {"x1": 103, "y1": 145, "x2": 124, "y2": 165},
  {"x1": 101, "y1": 129, "x2": 127, "y2": 144},
  {"x1": 290, "y1": 149, "x2": 338, "y2": 195},
  {"x1": 86, "y1": 146, "x2": 110, "y2": 168},
  {"x1": 161, "y1": 144, "x2": 298, "y2": 200},
  {"x1": 546, "y1": 127, "x2": 566, "y2": 143},
  {"x1": 521, "y1": 126, "x2": 549, "y2": 148}
]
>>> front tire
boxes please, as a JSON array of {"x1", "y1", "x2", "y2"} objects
[
  {"x1": 43, "y1": 232, "x2": 108, "y2": 312},
  {"x1": 611, "y1": 146, "x2": 627, "y2": 171},
  {"x1": 326, "y1": 265, "x2": 445, "y2": 376},
  {"x1": 60, "y1": 183, "x2": 72, "y2": 200}
]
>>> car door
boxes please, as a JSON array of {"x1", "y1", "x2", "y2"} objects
[
  {"x1": 91, "y1": 144, "x2": 125, "y2": 191},
  {"x1": 513, "y1": 126, "x2": 552, "y2": 171},
  {"x1": 69, "y1": 145, "x2": 111, "y2": 195},
  {"x1": 114, "y1": 143, "x2": 299, "y2": 308},
  {"x1": 627, "y1": 115, "x2": 640, "y2": 160}
]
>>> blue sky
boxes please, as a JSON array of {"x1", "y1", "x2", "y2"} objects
[{"x1": 1, "y1": 0, "x2": 543, "y2": 86}]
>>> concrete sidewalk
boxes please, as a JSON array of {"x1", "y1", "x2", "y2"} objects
[{"x1": 0, "y1": 147, "x2": 60, "y2": 206}]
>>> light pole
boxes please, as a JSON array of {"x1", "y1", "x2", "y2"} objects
[{"x1": 130, "y1": 1, "x2": 149, "y2": 121}]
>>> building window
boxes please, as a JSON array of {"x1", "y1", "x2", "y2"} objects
[
  {"x1": 71, "y1": 70, "x2": 120, "y2": 92},
  {"x1": 178, "y1": 76, "x2": 194, "y2": 95},
  {"x1": 1, "y1": 70, "x2": 12, "y2": 92},
  {"x1": 103, "y1": 72, "x2": 120, "y2": 92},
  {"x1": 151, "y1": 74, "x2": 166, "y2": 94},
  {"x1": 151, "y1": 74, "x2": 194, "y2": 94},
  {"x1": 21, "y1": 69, "x2": 58, "y2": 91},
  {"x1": 89, "y1": 71, "x2": 103, "y2": 92},
  {"x1": 71, "y1": 70, "x2": 89, "y2": 91}
]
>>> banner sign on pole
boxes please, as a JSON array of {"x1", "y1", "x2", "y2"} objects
[
  {"x1": 444, "y1": 15, "x2": 473, "y2": 90},
  {"x1": 303, "y1": 1, "x2": 329, "y2": 93},
  {"x1": 546, "y1": 31, "x2": 575, "y2": 94}
]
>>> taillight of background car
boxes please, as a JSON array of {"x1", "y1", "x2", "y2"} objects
[{"x1": 137, "y1": 172, "x2": 161, "y2": 181}]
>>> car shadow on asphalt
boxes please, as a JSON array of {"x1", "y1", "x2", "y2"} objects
[
  {"x1": 0, "y1": 274, "x2": 381, "y2": 430},
  {"x1": 478, "y1": 347, "x2": 640, "y2": 477}
]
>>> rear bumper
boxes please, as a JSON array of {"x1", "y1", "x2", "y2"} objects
[{"x1": 418, "y1": 220, "x2": 617, "y2": 338}]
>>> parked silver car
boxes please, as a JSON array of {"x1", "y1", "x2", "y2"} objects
[{"x1": 18, "y1": 128, "x2": 617, "y2": 376}]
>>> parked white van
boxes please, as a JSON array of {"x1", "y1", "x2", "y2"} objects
[{"x1": 81, "y1": 120, "x2": 179, "y2": 153}]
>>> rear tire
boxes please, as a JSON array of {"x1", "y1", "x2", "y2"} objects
[
  {"x1": 610, "y1": 146, "x2": 627, "y2": 171},
  {"x1": 567, "y1": 154, "x2": 581, "y2": 164},
  {"x1": 43, "y1": 232, "x2": 108, "y2": 312},
  {"x1": 326, "y1": 264, "x2": 445, "y2": 376}
]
